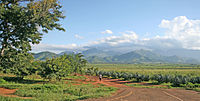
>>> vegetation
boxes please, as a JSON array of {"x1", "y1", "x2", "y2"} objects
[
  {"x1": 39, "y1": 54, "x2": 87, "y2": 81},
  {"x1": 0, "y1": 51, "x2": 119, "y2": 100},
  {"x1": 89, "y1": 64, "x2": 200, "y2": 76},
  {"x1": 88, "y1": 64, "x2": 200, "y2": 91},
  {"x1": 0, "y1": 0, "x2": 65, "y2": 78},
  {"x1": 0, "y1": 75, "x2": 117, "y2": 101}
]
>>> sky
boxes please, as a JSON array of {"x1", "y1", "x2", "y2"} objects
[{"x1": 32, "y1": 0, "x2": 200, "y2": 53}]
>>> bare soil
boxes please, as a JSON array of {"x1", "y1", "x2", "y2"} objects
[
  {"x1": 81, "y1": 75, "x2": 200, "y2": 101},
  {"x1": 0, "y1": 88, "x2": 32, "y2": 99}
]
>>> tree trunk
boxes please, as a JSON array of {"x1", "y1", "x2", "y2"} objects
[
  {"x1": 0, "y1": 47, "x2": 5, "y2": 57},
  {"x1": 0, "y1": 38, "x2": 9, "y2": 57}
]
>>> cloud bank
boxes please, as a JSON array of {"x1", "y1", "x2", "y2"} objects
[
  {"x1": 32, "y1": 16, "x2": 200, "y2": 53},
  {"x1": 159, "y1": 16, "x2": 200, "y2": 50},
  {"x1": 101, "y1": 30, "x2": 113, "y2": 34},
  {"x1": 91, "y1": 31, "x2": 138, "y2": 46},
  {"x1": 75, "y1": 34, "x2": 84, "y2": 39},
  {"x1": 32, "y1": 43, "x2": 79, "y2": 53}
]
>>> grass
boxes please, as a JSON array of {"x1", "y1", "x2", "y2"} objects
[
  {"x1": 0, "y1": 74, "x2": 117, "y2": 101},
  {"x1": 13, "y1": 83, "x2": 117, "y2": 101},
  {"x1": 0, "y1": 96, "x2": 32, "y2": 101}
]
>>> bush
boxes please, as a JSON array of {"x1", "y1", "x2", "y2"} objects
[
  {"x1": 39, "y1": 55, "x2": 72, "y2": 81},
  {"x1": 0, "y1": 78, "x2": 6, "y2": 84}
]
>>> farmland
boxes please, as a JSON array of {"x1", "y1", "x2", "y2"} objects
[
  {"x1": 89, "y1": 64, "x2": 200, "y2": 76},
  {"x1": 87, "y1": 64, "x2": 200, "y2": 92}
]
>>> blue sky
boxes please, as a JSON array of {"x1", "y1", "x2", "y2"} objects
[{"x1": 33, "y1": 0, "x2": 200, "y2": 53}]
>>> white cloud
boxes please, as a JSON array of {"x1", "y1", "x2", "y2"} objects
[
  {"x1": 75, "y1": 34, "x2": 84, "y2": 39},
  {"x1": 92, "y1": 31, "x2": 138, "y2": 46},
  {"x1": 101, "y1": 30, "x2": 113, "y2": 34},
  {"x1": 159, "y1": 16, "x2": 200, "y2": 49},
  {"x1": 32, "y1": 43, "x2": 79, "y2": 53}
]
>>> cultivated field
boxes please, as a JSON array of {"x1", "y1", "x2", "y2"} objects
[{"x1": 89, "y1": 64, "x2": 200, "y2": 76}]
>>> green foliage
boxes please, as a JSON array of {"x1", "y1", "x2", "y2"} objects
[
  {"x1": 0, "y1": 96, "x2": 31, "y2": 101},
  {"x1": 93, "y1": 69, "x2": 200, "y2": 87},
  {"x1": 152, "y1": 74, "x2": 173, "y2": 84},
  {"x1": 39, "y1": 54, "x2": 72, "y2": 81},
  {"x1": 67, "y1": 53, "x2": 87, "y2": 74},
  {"x1": 1, "y1": 52, "x2": 34, "y2": 79},
  {"x1": 38, "y1": 53, "x2": 87, "y2": 81},
  {"x1": 0, "y1": 0, "x2": 65, "y2": 79},
  {"x1": 0, "y1": 77, "x2": 6, "y2": 84},
  {"x1": 0, "y1": 0, "x2": 65, "y2": 55},
  {"x1": 85, "y1": 67, "x2": 99, "y2": 76}
]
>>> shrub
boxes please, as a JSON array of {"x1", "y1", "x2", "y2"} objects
[
  {"x1": 39, "y1": 55, "x2": 72, "y2": 81},
  {"x1": 0, "y1": 78, "x2": 6, "y2": 84}
]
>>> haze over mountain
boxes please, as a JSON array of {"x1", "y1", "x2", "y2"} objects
[
  {"x1": 33, "y1": 51, "x2": 58, "y2": 60},
  {"x1": 33, "y1": 49, "x2": 199, "y2": 64}
]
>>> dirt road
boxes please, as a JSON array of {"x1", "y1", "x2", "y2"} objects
[{"x1": 82, "y1": 76, "x2": 200, "y2": 101}]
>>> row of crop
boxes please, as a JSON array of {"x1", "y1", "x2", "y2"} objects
[{"x1": 87, "y1": 71, "x2": 200, "y2": 86}]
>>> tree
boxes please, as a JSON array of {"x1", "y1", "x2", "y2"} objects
[
  {"x1": 39, "y1": 55, "x2": 72, "y2": 81},
  {"x1": 0, "y1": 0, "x2": 65, "y2": 75},
  {"x1": 67, "y1": 53, "x2": 87, "y2": 75},
  {"x1": 1, "y1": 51, "x2": 34, "y2": 79}
]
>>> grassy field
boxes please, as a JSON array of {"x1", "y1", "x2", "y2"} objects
[
  {"x1": 89, "y1": 64, "x2": 200, "y2": 77},
  {"x1": 0, "y1": 74, "x2": 117, "y2": 101}
]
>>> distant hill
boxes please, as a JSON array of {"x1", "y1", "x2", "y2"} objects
[
  {"x1": 82, "y1": 48, "x2": 120, "y2": 58},
  {"x1": 33, "y1": 49, "x2": 200, "y2": 64},
  {"x1": 59, "y1": 51, "x2": 74, "y2": 55},
  {"x1": 34, "y1": 51, "x2": 58, "y2": 60},
  {"x1": 86, "y1": 49, "x2": 199, "y2": 64},
  {"x1": 154, "y1": 49, "x2": 200, "y2": 61}
]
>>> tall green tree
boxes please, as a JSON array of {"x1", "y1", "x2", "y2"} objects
[
  {"x1": 0, "y1": 0, "x2": 65, "y2": 76},
  {"x1": 66, "y1": 53, "x2": 87, "y2": 75},
  {"x1": 0, "y1": 0, "x2": 65, "y2": 56}
]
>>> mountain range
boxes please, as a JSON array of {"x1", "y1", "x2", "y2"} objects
[{"x1": 33, "y1": 48, "x2": 200, "y2": 64}]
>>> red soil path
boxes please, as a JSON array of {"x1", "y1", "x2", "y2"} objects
[
  {"x1": 0, "y1": 88, "x2": 32, "y2": 99},
  {"x1": 80, "y1": 75, "x2": 200, "y2": 101}
]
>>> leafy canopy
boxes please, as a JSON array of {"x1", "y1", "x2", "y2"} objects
[
  {"x1": 39, "y1": 54, "x2": 87, "y2": 81},
  {"x1": 0, "y1": 0, "x2": 65, "y2": 55},
  {"x1": 0, "y1": 0, "x2": 65, "y2": 77}
]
